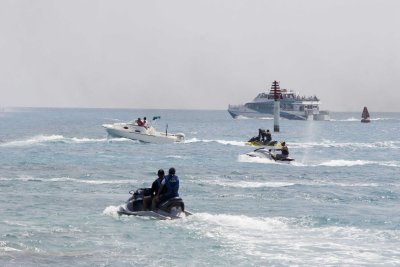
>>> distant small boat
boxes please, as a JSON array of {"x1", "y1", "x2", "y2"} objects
[{"x1": 361, "y1": 107, "x2": 370, "y2": 123}]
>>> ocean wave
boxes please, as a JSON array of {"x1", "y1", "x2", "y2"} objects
[
  {"x1": 184, "y1": 138, "x2": 400, "y2": 149},
  {"x1": 331, "y1": 117, "x2": 399, "y2": 122},
  {"x1": 318, "y1": 159, "x2": 400, "y2": 168},
  {"x1": 0, "y1": 242, "x2": 21, "y2": 252},
  {"x1": 237, "y1": 154, "x2": 276, "y2": 164},
  {"x1": 166, "y1": 155, "x2": 184, "y2": 159},
  {"x1": 207, "y1": 178, "x2": 295, "y2": 188},
  {"x1": 185, "y1": 138, "x2": 245, "y2": 146},
  {"x1": 237, "y1": 155, "x2": 400, "y2": 168},
  {"x1": 0, "y1": 134, "x2": 131, "y2": 147},
  {"x1": 330, "y1": 117, "x2": 360, "y2": 122},
  {"x1": 319, "y1": 159, "x2": 372, "y2": 167},
  {"x1": 180, "y1": 213, "x2": 400, "y2": 265},
  {"x1": 290, "y1": 140, "x2": 400, "y2": 149},
  {"x1": 0, "y1": 176, "x2": 135, "y2": 184}
]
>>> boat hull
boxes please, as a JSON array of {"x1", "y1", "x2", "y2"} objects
[
  {"x1": 103, "y1": 123, "x2": 185, "y2": 143},
  {"x1": 227, "y1": 106, "x2": 327, "y2": 120}
]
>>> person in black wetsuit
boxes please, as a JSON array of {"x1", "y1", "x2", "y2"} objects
[
  {"x1": 143, "y1": 169, "x2": 164, "y2": 210},
  {"x1": 276, "y1": 141, "x2": 289, "y2": 160},
  {"x1": 258, "y1": 129, "x2": 266, "y2": 141},
  {"x1": 265, "y1": 130, "x2": 272, "y2": 144}
]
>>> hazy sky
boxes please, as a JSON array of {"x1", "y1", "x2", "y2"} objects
[{"x1": 1, "y1": 0, "x2": 399, "y2": 111}]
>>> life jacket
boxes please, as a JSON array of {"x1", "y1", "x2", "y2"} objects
[{"x1": 163, "y1": 174, "x2": 179, "y2": 198}]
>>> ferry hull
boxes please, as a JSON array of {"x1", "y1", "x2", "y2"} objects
[
  {"x1": 228, "y1": 81, "x2": 330, "y2": 121},
  {"x1": 227, "y1": 107, "x2": 316, "y2": 120}
]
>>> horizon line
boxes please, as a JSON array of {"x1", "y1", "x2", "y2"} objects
[{"x1": 2, "y1": 106, "x2": 400, "y2": 113}]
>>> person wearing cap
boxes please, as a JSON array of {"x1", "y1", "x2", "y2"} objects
[
  {"x1": 143, "y1": 169, "x2": 165, "y2": 210},
  {"x1": 142, "y1": 117, "x2": 148, "y2": 129},
  {"x1": 152, "y1": 167, "x2": 180, "y2": 210},
  {"x1": 135, "y1": 117, "x2": 144, "y2": 126}
]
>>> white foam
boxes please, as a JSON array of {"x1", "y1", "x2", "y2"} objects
[
  {"x1": 212, "y1": 180, "x2": 295, "y2": 188},
  {"x1": 102, "y1": 205, "x2": 121, "y2": 219},
  {"x1": 184, "y1": 137, "x2": 208, "y2": 143},
  {"x1": 317, "y1": 159, "x2": 400, "y2": 168},
  {"x1": 330, "y1": 117, "x2": 360, "y2": 122},
  {"x1": 0, "y1": 176, "x2": 135, "y2": 184},
  {"x1": 237, "y1": 154, "x2": 276, "y2": 164},
  {"x1": 215, "y1": 140, "x2": 246, "y2": 146},
  {"x1": 48, "y1": 177, "x2": 135, "y2": 184},
  {"x1": 0, "y1": 134, "x2": 126, "y2": 147},
  {"x1": 0, "y1": 246, "x2": 21, "y2": 252},
  {"x1": 290, "y1": 140, "x2": 400, "y2": 149},
  {"x1": 185, "y1": 138, "x2": 245, "y2": 146},
  {"x1": 319, "y1": 159, "x2": 371, "y2": 167},
  {"x1": 381, "y1": 161, "x2": 400, "y2": 167},
  {"x1": 166, "y1": 155, "x2": 183, "y2": 159},
  {"x1": 70, "y1": 137, "x2": 108, "y2": 143},
  {"x1": 180, "y1": 213, "x2": 400, "y2": 265},
  {"x1": 0, "y1": 135, "x2": 64, "y2": 147}
]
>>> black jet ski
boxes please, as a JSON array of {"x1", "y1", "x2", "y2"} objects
[
  {"x1": 246, "y1": 147, "x2": 295, "y2": 163},
  {"x1": 117, "y1": 188, "x2": 192, "y2": 220}
]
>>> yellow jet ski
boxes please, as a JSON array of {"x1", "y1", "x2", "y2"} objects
[{"x1": 245, "y1": 137, "x2": 282, "y2": 149}]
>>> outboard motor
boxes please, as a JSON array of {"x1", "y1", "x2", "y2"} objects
[{"x1": 175, "y1": 133, "x2": 185, "y2": 142}]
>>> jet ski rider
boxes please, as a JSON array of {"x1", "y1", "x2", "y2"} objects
[
  {"x1": 143, "y1": 169, "x2": 164, "y2": 210},
  {"x1": 265, "y1": 130, "x2": 272, "y2": 143},
  {"x1": 152, "y1": 167, "x2": 179, "y2": 210},
  {"x1": 276, "y1": 141, "x2": 289, "y2": 160},
  {"x1": 136, "y1": 117, "x2": 144, "y2": 126},
  {"x1": 258, "y1": 129, "x2": 272, "y2": 144}
]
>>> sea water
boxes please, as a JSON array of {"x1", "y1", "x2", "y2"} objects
[{"x1": 0, "y1": 108, "x2": 399, "y2": 266}]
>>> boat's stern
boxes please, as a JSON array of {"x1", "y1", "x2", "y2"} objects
[{"x1": 175, "y1": 133, "x2": 185, "y2": 142}]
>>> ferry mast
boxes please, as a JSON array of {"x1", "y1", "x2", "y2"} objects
[{"x1": 272, "y1": 81, "x2": 281, "y2": 132}]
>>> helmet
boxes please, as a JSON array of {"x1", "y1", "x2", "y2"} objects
[
  {"x1": 168, "y1": 167, "x2": 176, "y2": 175},
  {"x1": 157, "y1": 169, "x2": 165, "y2": 177},
  {"x1": 281, "y1": 141, "x2": 286, "y2": 146}
]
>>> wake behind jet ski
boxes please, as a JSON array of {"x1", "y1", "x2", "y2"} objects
[{"x1": 117, "y1": 187, "x2": 192, "y2": 220}]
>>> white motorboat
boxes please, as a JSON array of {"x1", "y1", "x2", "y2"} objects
[{"x1": 103, "y1": 121, "x2": 185, "y2": 143}]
